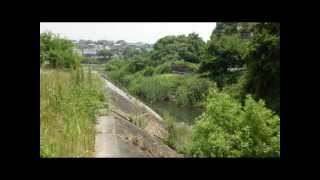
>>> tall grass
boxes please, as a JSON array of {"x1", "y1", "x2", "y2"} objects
[
  {"x1": 127, "y1": 74, "x2": 215, "y2": 106},
  {"x1": 40, "y1": 67, "x2": 106, "y2": 157},
  {"x1": 163, "y1": 112, "x2": 193, "y2": 155}
]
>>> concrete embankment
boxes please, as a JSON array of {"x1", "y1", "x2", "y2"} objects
[
  {"x1": 95, "y1": 74, "x2": 182, "y2": 157},
  {"x1": 102, "y1": 76, "x2": 169, "y2": 140}
]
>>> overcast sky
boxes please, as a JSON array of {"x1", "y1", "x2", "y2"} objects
[{"x1": 40, "y1": 22, "x2": 216, "y2": 44}]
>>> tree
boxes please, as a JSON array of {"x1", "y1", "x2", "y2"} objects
[
  {"x1": 151, "y1": 33, "x2": 205, "y2": 64},
  {"x1": 200, "y1": 34, "x2": 250, "y2": 87},
  {"x1": 179, "y1": 33, "x2": 205, "y2": 63},
  {"x1": 97, "y1": 49, "x2": 113, "y2": 61},
  {"x1": 122, "y1": 47, "x2": 142, "y2": 59},
  {"x1": 40, "y1": 32, "x2": 80, "y2": 69},
  {"x1": 125, "y1": 54, "x2": 153, "y2": 73},
  {"x1": 211, "y1": 22, "x2": 239, "y2": 38},
  {"x1": 243, "y1": 22, "x2": 280, "y2": 113}
]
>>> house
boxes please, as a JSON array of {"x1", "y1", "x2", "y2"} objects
[
  {"x1": 73, "y1": 48, "x2": 82, "y2": 55},
  {"x1": 103, "y1": 46, "x2": 111, "y2": 50},
  {"x1": 83, "y1": 48, "x2": 97, "y2": 57}
]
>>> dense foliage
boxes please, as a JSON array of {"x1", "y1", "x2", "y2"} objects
[
  {"x1": 243, "y1": 23, "x2": 280, "y2": 113},
  {"x1": 97, "y1": 49, "x2": 113, "y2": 62},
  {"x1": 187, "y1": 89, "x2": 280, "y2": 157},
  {"x1": 104, "y1": 34, "x2": 212, "y2": 107},
  {"x1": 40, "y1": 32, "x2": 107, "y2": 157},
  {"x1": 40, "y1": 32, "x2": 81, "y2": 69},
  {"x1": 200, "y1": 35, "x2": 250, "y2": 87},
  {"x1": 102, "y1": 22, "x2": 280, "y2": 158},
  {"x1": 151, "y1": 33, "x2": 205, "y2": 64},
  {"x1": 198, "y1": 22, "x2": 280, "y2": 113}
]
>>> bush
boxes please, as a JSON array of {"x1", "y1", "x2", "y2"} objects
[
  {"x1": 154, "y1": 61, "x2": 172, "y2": 74},
  {"x1": 126, "y1": 59, "x2": 147, "y2": 73},
  {"x1": 187, "y1": 89, "x2": 280, "y2": 157},
  {"x1": 142, "y1": 67, "x2": 154, "y2": 76},
  {"x1": 105, "y1": 59, "x2": 128, "y2": 72},
  {"x1": 222, "y1": 72, "x2": 247, "y2": 101},
  {"x1": 106, "y1": 68, "x2": 131, "y2": 87},
  {"x1": 128, "y1": 74, "x2": 179, "y2": 103},
  {"x1": 127, "y1": 73, "x2": 213, "y2": 107},
  {"x1": 176, "y1": 75, "x2": 215, "y2": 106}
]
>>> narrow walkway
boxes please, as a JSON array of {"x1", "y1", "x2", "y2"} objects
[
  {"x1": 95, "y1": 115, "x2": 147, "y2": 157},
  {"x1": 95, "y1": 116, "x2": 121, "y2": 157}
]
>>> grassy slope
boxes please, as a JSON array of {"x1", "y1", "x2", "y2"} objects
[{"x1": 40, "y1": 68, "x2": 107, "y2": 157}]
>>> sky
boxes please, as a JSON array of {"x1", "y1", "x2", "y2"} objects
[{"x1": 40, "y1": 23, "x2": 216, "y2": 44}]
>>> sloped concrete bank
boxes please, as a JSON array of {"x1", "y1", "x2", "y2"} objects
[
  {"x1": 95, "y1": 73, "x2": 182, "y2": 157},
  {"x1": 102, "y1": 76, "x2": 169, "y2": 140},
  {"x1": 95, "y1": 111, "x2": 181, "y2": 157}
]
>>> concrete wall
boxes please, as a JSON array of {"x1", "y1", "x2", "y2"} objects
[{"x1": 103, "y1": 77, "x2": 169, "y2": 140}]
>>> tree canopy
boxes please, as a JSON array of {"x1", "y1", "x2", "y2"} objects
[
  {"x1": 243, "y1": 23, "x2": 280, "y2": 113},
  {"x1": 97, "y1": 48, "x2": 113, "y2": 61},
  {"x1": 151, "y1": 33, "x2": 205, "y2": 64},
  {"x1": 40, "y1": 32, "x2": 81, "y2": 69}
]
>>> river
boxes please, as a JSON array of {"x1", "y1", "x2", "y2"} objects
[{"x1": 140, "y1": 99, "x2": 203, "y2": 125}]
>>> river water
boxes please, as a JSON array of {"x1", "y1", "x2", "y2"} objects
[{"x1": 141, "y1": 99, "x2": 203, "y2": 125}]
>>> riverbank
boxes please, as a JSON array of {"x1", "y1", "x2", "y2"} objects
[{"x1": 95, "y1": 72, "x2": 182, "y2": 157}]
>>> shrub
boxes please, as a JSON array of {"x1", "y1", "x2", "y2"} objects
[
  {"x1": 176, "y1": 75, "x2": 215, "y2": 106},
  {"x1": 142, "y1": 67, "x2": 154, "y2": 76},
  {"x1": 222, "y1": 72, "x2": 247, "y2": 101},
  {"x1": 128, "y1": 74, "x2": 178, "y2": 102},
  {"x1": 126, "y1": 59, "x2": 146, "y2": 73},
  {"x1": 105, "y1": 59, "x2": 128, "y2": 72},
  {"x1": 154, "y1": 61, "x2": 172, "y2": 74},
  {"x1": 187, "y1": 89, "x2": 280, "y2": 157}
]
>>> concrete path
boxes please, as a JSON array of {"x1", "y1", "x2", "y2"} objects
[
  {"x1": 95, "y1": 114, "x2": 149, "y2": 157},
  {"x1": 95, "y1": 116, "x2": 121, "y2": 157}
]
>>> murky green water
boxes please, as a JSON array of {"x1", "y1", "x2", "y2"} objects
[{"x1": 142, "y1": 99, "x2": 203, "y2": 125}]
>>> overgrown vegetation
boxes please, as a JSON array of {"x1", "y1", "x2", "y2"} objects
[
  {"x1": 186, "y1": 89, "x2": 280, "y2": 157},
  {"x1": 40, "y1": 32, "x2": 107, "y2": 157},
  {"x1": 103, "y1": 22, "x2": 280, "y2": 158},
  {"x1": 40, "y1": 32, "x2": 81, "y2": 69},
  {"x1": 40, "y1": 69, "x2": 106, "y2": 157},
  {"x1": 163, "y1": 113, "x2": 192, "y2": 154},
  {"x1": 105, "y1": 58, "x2": 213, "y2": 108},
  {"x1": 41, "y1": 22, "x2": 280, "y2": 158}
]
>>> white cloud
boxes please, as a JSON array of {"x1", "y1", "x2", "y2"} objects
[{"x1": 40, "y1": 22, "x2": 216, "y2": 43}]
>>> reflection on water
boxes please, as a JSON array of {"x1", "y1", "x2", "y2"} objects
[{"x1": 142, "y1": 99, "x2": 203, "y2": 125}]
